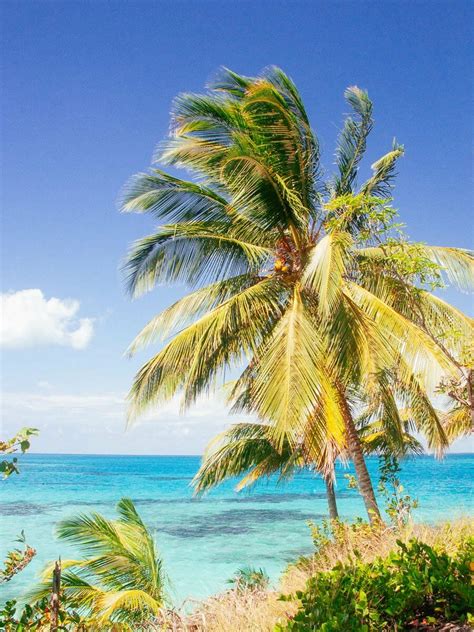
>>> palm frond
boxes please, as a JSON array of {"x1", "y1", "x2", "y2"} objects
[
  {"x1": 325, "y1": 290, "x2": 393, "y2": 388},
  {"x1": 260, "y1": 66, "x2": 322, "y2": 208},
  {"x1": 442, "y1": 405, "x2": 473, "y2": 441},
  {"x1": 220, "y1": 137, "x2": 304, "y2": 233},
  {"x1": 127, "y1": 278, "x2": 288, "y2": 419},
  {"x1": 56, "y1": 513, "x2": 124, "y2": 557},
  {"x1": 358, "y1": 418, "x2": 424, "y2": 457},
  {"x1": 123, "y1": 221, "x2": 270, "y2": 297},
  {"x1": 120, "y1": 169, "x2": 231, "y2": 224},
  {"x1": 242, "y1": 82, "x2": 315, "y2": 217},
  {"x1": 347, "y1": 282, "x2": 457, "y2": 389},
  {"x1": 192, "y1": 422, "x2": 297, "y2": 495},
  {"x1": 126, "y1": 274, "x2": 257, "y2": 356},
  {"x1": 333, "y1": 87, "x2": 373, "y2": 195},
  {"x1": 421, "y1": 246, "x2": 474, "y2": 292},
  {"x1": 209, "y1": 67, "x2": 253, "y2": 97},
  {"x1": 303, "y1": 231, "x2": 353, "y2": 317},
  {"x1": 397, "y1": 369, "x2": 448, "y2": 452},
  {"x1": 157, "y1": 92, "x2": 246, "y2": 175},
  {"x1": 249, "y1": 287, "x2": 345, "y2": 448},
  {"x1": 27, "y1": 571, "x2": 105, "y2": 611},
  {"x1": 97, "y1": 589, "x2": 162, "y2": 623},
  {"x1": 360, "y1": 142, "x2": 405, "y2": 197}
]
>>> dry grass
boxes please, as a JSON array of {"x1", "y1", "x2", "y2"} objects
[
  {"x1": 159, "y1": 518, "x2": 473, "y2": 632},
  {"x1": 280, "y1": 517, "x2": 474, "y2": 595}
]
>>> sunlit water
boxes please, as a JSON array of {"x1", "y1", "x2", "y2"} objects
[{"x1": 1, "y1": 453, "x2": 472, "y2": 606}]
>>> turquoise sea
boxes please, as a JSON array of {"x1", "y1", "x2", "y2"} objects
[{"x1": 1, "y1": 453, "x2": 472, "y2": 606}]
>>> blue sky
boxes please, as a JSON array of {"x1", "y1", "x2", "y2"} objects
[{"x1": 1, "y1": 0, "x2": 472, "y2": 454}]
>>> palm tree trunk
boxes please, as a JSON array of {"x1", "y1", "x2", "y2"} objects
[
  {"x1": 324, "y1": 475, "x2": 339, "y2": 521},
  {"x1": 50, "y1": 560, "x2": 61, "y2": 631},
  {"x1": 468, "y1": 369, "x2": 474, "y2": 428},
  {"x1": 345, "y1": 409, "x2": 381, "y2": 524},
  {"x1": 336, "y1": 383, "x2": 382, "y2": 525}
]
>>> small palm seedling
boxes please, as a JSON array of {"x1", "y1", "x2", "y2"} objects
[
  {"x1": 29, "y1": 498, "x2": 167, "y2": 628},
  {"x1": 227, "y1": 566, "x2": 270, "y2": 593}
]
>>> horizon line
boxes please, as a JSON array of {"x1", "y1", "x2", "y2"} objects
[{"x1": 24, "y1": 451, "x2": 474, "y2": 457}]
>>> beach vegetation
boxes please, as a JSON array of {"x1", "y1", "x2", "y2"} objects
[
  {"x1": 377, "y1": 454, "x2": 418, "y2": 528},
  {"x1": 0, "y1": 597, "x2": 90, "y2": 631},
  {"x1": 1, "y1": 429, "x2": 38, "y2": 586},
  {"x1": 277, "y1": 537, "x2": 474, "y2": 631},
  {"x1": 1, "y1": 427, "x2": 38, "y2": 479},
  {"x1": 180, "y1": 519, "x2": 473, "y2": 632},
  {"x1": 0, "y1": 532, "x2": 36, "y2": 585}
]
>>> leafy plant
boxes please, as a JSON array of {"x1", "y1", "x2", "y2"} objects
[
  {"x1": 306, "y1": 517, "x2": 375, "y2": 571},
  {"x1": 0, "y1": 597, "x2": 89, "y2": 631},
  {"x1": 0, "y1": 429, "x2": 38, "y2": 586},
  {"x1": 377, "y1": 454, "x2": 418, "y2": 527},
  {"x1": 0, "y1": 531, "x2": 36, "y2": 584},
  {"x1": 277, "y1": 537, "x2": 474, "y2": 631},
  {"x1": 0, "y1": 427, "x2": 38, "y2": 478}
]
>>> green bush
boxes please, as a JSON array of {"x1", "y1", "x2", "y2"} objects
[
  {"x1": 277, "y1": 537, "x2": 474, "y2": 631},
  {"x1": 0, "y1": 598, "x2": 89, "y2": 631}
]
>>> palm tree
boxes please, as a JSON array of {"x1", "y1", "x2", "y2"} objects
[
  {"x1": 121, "y1": 67, "x2": 473, "y2": 523},
  {"x1": 29, "y1": 498, "x2": 166, "y2": 628},
  {"x1": 192, "y1": 408, "x2": 423, "y2": 522},
  {"x1": 193, "y1": 421, "x2": 340, "y2": 520}
]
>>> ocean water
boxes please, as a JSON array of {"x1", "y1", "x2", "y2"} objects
[{"x1": 1, "y1": 453, "x2": 472, "y2": 606}]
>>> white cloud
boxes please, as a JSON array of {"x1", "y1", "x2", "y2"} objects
[
  {"x1": 0, "y1": 289, "x2": 94, "y2": 349},
  {"x1": 37, "y1": 380, "x2": 53, "y2": 390},
  {"x1": 1, "y1": 389, "x2": 255, "y2": 454},
  {"x1": 1, "y1": 391, "x2": 237, "y2": 425}
]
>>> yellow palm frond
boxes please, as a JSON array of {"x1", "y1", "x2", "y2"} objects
[
  {"x1": 127, "y1": 278, "x2": 287, "y2": 419},
  {"x1": 442, "y1": 405, "x2": 473, "y2": 441},
  {"x1": 126, "y1": 274, "x2": 258, "y2": 355},
  {"x1": 97, "y1": 589, "x2": 162, "y2": 623},
  {"x1": 422, "y1": 246, "x2": 474, "y2": 292},
  {"x1": 302, "y1": 231, "x2": 353, "y2": 317},
  {"x1": 347, "y1": 282, "x2": 458, "y2": 390},
  {"x1": 249, "y1": 287, "x2": 345, "y2": 449}
]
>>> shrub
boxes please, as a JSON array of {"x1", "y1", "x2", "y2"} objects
[
  {"x1": 0, "y1": 598, "x2": 89, "y2": 631},
  {"x1": 277, "y1": 537, "x2": 474, "y2": 631}
]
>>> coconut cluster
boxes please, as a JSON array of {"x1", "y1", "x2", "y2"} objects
[{"x1": 274, "y1": 258, "x2": 291, "y2": 273}]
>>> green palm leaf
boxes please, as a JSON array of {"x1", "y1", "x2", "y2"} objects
[
  {"x1": 333, "y1": 87, "x2": 373, "y2": 195},
  {"x1": 359, "y1": 143, "x2": 405, "y2": 197},
  {"x1": 121, "y1": 169, "x2": 231, "y2": 224},
  {"x1": 124, "y1": 221, "x2": 270, "y2": 296}
]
